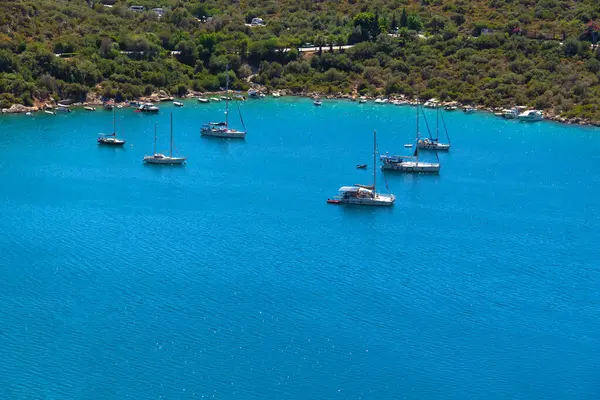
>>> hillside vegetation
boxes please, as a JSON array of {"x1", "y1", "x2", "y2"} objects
[{"x1": 1, "y1": 0, "x2": 600, "y2": 119}]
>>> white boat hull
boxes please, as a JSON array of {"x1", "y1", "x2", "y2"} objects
[
  {"x1": 201, "y1": 129, "x2": 246, "y2": 139},
  {"x1": 339, "y1": 194, "x2": 395, "y2": 206},
  {"x1": 143, "y1": 155, "x2": 186, "y2": 165},
  {"x1": 417, "y1": 142, "x2": 450, "y2": 151},
  {"x1": 382, "y1": 161, "x2": 440, "y2": 173}
]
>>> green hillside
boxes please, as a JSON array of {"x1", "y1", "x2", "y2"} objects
[{"x1": 1, "y1": 0, "x2": 600, "y2": 120}]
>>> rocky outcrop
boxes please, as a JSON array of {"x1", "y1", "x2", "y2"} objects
[{"x1": 1, "y1": 104, "x2": 39, "y2": 113}]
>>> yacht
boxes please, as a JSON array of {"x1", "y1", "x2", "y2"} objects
[
  {"x1": 98, "y1": 108, "x2": 126, "y2": 146},
  {"x1": 423, "y1": 98, "x2": 440, "y2": 108},
  {"x1": 501, "y1": 107, "x2": 519, "y2": 119},
  {"x1": 328, "y1": 131, "x2": 395, "y2": 206},
  {"x1": 518, "y1": 109, "x2": 543, "y2": 122},
  {"x1": 359, "y1": 97, "x2": 367, "y2": 104},
  {"x1": 380, "y1": 101, "x2": 441, "y2": 173},
  {"x1": 417, "y1": 107, "x2": 451, "y2": 151},
  {"x1": 201, "y1": 65, "x2": 247, "y2": 139},
  {"x1": 313, "y1": 98, "x2": 322, "y2": 106},
  {"x1": 248, "y1": 89, "x2": 260, "y2": 99},
  {"x1": 143, "y1": 113, "x2": 186, "y2": 165},
  {"x1": 138, "y1": 103, "x2": 159, "y2": 113}
]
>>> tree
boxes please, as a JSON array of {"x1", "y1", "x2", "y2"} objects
[
  {"x1": 400, "y1": 8, "x2": 408, "y2": 28},
  {"x1": 391, "y1": 14, "x2": 398, "y2": 31},
  {"x1": 563, "y1": 37, "x2": 581, "y2": 57},
  {"x1": 407, "y1": 14, "x2": 423, "y2": 32}
]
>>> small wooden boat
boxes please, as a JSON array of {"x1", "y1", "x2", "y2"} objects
[{"x1": 356, "y1": 164, "x2": 367, "y2": 169}]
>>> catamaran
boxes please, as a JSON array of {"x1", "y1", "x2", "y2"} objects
[
  {"x1": 201, "y1": 66, "x2": 247, "y2": 139},
  {"x1": 328, "y1": 131, "x2": 395, "y2": 206},
  {"x1": 98, "y1": 108, "x2": 126, "y2": 146},
  {"x1": 417, "y1": 106, "x2": 451, "y2": 151},
  {"x1": 380, "y1": 101, "x2": 441, "y2": 173},
  {"x1": 143, "y1": 113, "x2": 186, "y2": 165}
]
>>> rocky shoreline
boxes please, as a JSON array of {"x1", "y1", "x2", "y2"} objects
[{"x1": 2, "y1": 89, "x2": 600, "y2": 128}]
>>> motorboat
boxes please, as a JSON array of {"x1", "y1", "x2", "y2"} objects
[
  {"x1": 518, "y1": 109, "x2": 543, "y2": 122},
  {"x1": 173, "y1": 101, "x2": 184, "y2": 107},
  {"x1": 197, "y1": 98, "x2": 209, "y2": 103},
  {"x1": 356, "y1": 164, "x2": 367, "y2": 169},
  {"x1": 463, "y1": 106, "x2": 476, "y2": 113},
  {"x1": 137, "y1": 103, "x2": 159, "y2": 113},
  {"x1": 314, "y1": 98, "x2": 322, "y2": 106}
]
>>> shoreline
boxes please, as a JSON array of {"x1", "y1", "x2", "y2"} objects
[{"x1": 2, "y1": 90, "x2": 600, "y2": 128}]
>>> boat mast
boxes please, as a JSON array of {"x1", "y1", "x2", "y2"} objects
[
  {"x1": 153, "y1": 123, "x2": 157, "y2": 155},
  {"x1": 373, "y1": 130, "x2": 377, "y2": 192},
  {"x1": 113, "y1": 108, "x2": 116, "y2": 136},
  {"x1": 436, "y1": 107, "x2": 439, "y2": 141},
  {"x1": 415, "y1": 100, "x2": 420, "y2": 162},
  {"x1": 170, "y1": 112, "x2": 173, "y2": 158},
  {"x1": 225, "y1": 64, "x2": 229, "y2": 128}
]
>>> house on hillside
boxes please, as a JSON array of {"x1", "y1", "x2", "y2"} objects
[
  {"x1": 152, "y1": 8, "x2": 164, "y2": 17},
  {"x1": 129, "y1": 5, "x2": 145, "y2": 12},
  {"x1": 481, "y1": 28, "x2": 495, "y2": 35},
  {"x1": 251, "y1": 17, "x2": 265, "y2": 26}
]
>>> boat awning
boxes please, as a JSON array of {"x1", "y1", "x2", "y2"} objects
[{"x1": 338, "y1": 186, "x2": 359, "y2": 192}]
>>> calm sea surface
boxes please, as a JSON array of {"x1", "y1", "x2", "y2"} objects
[{"x1": 0, "y1": 98, "x2": 598, "y2": 399}]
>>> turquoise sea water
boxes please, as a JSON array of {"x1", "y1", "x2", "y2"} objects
[{"x1": 0, "y1": 98, "x2": 599, "y2": 399}]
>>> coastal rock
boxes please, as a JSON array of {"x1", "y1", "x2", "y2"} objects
[{"x1": 3, "y1": 104, "x2": 39, "y2": 113}]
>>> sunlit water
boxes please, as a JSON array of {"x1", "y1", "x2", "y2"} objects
[{"x1": 0, "y1": 98, "x2": 598, "y2": 399}]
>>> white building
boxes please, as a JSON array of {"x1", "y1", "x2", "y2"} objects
[
  {"x1": 129, "y1": 5, "x2": 145, "y2": 12},
  {"x1": 152, "y1": 8, "x2": 164, "y2": 17},
  {"x1": 251, "y1": 17, "x2": 265, "y2": 26}
]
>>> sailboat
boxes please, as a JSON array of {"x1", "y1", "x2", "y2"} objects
[
  {"x1": 327, "y1": 131, "x2": 395, "y2": 206},
  {"x1": 98, "y1": 108, "x2": 126, "y2": 146},
  {"x1": 380, "y1": 101, "x2": 441, "y2": 173},
  {"x1": 143, "y1": 113, "x2": 186, "y2": 165},
  {"x1": 201, "y1": 65, "x2": 247, "y2": 139},
  {"x1": 417, "y1": 106, "x2": 451, "y2": 151}
]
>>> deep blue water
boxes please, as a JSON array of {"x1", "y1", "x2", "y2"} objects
[{"x1": 0, "y1": 98, "x2": 599, "y2": 399}]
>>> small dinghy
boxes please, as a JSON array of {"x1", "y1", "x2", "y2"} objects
[
  {"x1": 356, "y1": 164, "x2": 367, "y2": 169},
  {"x1": 326, "y1": 199, "x2": 342, "y2": 204},
  {"x1": 404, "y1": 144, "x2": 413, "y2": 148},
  {"x1": 173, "y1": 101, "x2": 184, "y2": 107}
]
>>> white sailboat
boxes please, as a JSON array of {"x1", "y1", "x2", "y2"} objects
[
  {"x1": 143, "y1": 113, "x2": 186, "y2": 165},
  {"x1": 201, "y1": 66, "x2": 247, "y2": 139},
  {"x1": 98, "y1": 108, "x2": 126, "y2": 146},
  {"x1": 328, "y1": 131, "x2": 395, "y2": 206},
  {"x1": 380, "y1": 101, "x2": 441, "y2": 173},
  {"x1": 417, "y1": 106, "x2": 451, "y2": 151}
]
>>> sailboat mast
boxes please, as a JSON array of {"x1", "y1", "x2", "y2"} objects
[
  {"x1": 436, "y1": 107, "x2": 439, "y2": 140},
  {"x1": 153, "y1": 123, "x2": 157, "y2": 155},
  {"x1": 170, "y1": 112, "x2": 173, "y2": 158},
  {"x1": 113, "y1": 108, "x2": 116, "y2": 136},
  {"x1": 373, "y1": 130, "x2": 377, "y2": 192},
  {"x1": 416, "y1": 101, "x2": 420, "y2": 162},
  {"x1": 225, "y1": 65, "x2": 229, "y2": 128}
]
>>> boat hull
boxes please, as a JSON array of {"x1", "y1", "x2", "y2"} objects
[
  {"x1": 417, "y1": 142, "x2": 450, "y2": 151},
  {"x1": 98, "y1": 138, "x2": 126, "y2": 146},
  {"x1": 143, "y1": 156, "x2": 186, "y2": 165},
  {"x1": 335, "y1": 195, "x2": 395, "y2": 206},
  {"x1": 201, "y1": 130, "x2": 246, "y2": 139},
  {"x1": 382, "y1": 161, "x2": 440, "y2": 173}
]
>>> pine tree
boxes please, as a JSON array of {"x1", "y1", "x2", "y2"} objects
[
  {"x1": 391, "y1": 14, "x2": 398, "y2": 31},
  {"x1": 400, "y1": 8, "x2": 408, "y2": 28}
]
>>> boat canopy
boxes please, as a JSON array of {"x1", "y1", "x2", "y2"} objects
[{"x1": 338, "y1": 186, "x2": 360, "y2": 192}]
